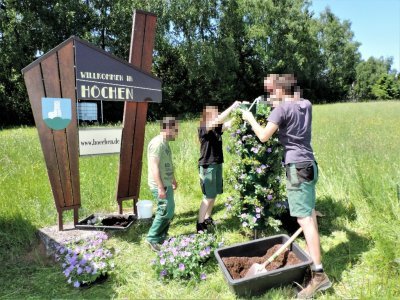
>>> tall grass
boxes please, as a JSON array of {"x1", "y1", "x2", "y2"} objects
[{"x1": 0, "y1": 101, "x2": 399, "y2": 298}]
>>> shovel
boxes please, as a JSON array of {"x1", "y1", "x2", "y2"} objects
[{"x1": 244, "y1": 227, "x2": 303, "y2": 278}]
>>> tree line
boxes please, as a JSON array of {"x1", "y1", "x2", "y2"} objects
[{"x1": 0, "y1": 0, "x2": 398, "y2": 126}]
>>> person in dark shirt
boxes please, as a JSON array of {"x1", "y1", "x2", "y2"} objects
[
  {"x1": 241, "y1": 74, "x2": 331, "y2": 298},
  {"x1": 197, "y1": 101, "x2": 240, "y2": 232}
]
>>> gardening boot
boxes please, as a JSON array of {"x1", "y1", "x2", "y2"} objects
[
  {"x1": 145, "y1": 240, "x2": 161, "y2": 252},
  {"x1": 204, "y1": 217, "x2": 216, "y2": 227},
  {"x1": 196, "y1": 222, "x2": 208, "y2": 233},
  {"x1": 297, "y1": 271, "x2": 332, "y2": 299}
]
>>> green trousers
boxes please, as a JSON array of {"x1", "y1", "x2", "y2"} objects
[{"x1": 146, "y1": 186, "x2": 175, "y2": 244}]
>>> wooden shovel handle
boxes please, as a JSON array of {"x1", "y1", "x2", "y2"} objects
[{"x1": 263, "y1": 227, "x2": 303, "y2": 267}]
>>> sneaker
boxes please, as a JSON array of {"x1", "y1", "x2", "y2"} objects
[
  {"x1": 297, "y1": 271, "x2": 332, "y2": 299},
  {"x1": 145, "y1": 240, "x2": 161, "y2": 252},
  {"x1": 196, "y1": 222, "x2": 208, "y2": 233}
]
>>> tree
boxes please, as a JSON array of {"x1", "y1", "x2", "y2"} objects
[
  {"x1": 238, "y1": 0, "x2": 322, "y2": 99},
  {"x1": 314, "y1": 7, "x2": 361, "y2": 101},
  {"x1": 0, "y1": 0, "x2": 94, "y2": 126},
  {"x1": 371, "y1": 73, "x2": 400, "y2": 100},
  {"x1": 352, "y1": 56, "x2": 394, "y2": 100}
]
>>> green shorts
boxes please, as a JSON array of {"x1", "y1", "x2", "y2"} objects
[
  {"x1": 199, "y1": 164, "x2": 223, "y2": 199},
  {"x1": 285, "y1": 161, "x2": 318, "y2": 218}
]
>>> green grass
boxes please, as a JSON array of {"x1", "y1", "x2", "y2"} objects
[{"x1": 0, "y1": 101, "x2": 399, "y2": 299}]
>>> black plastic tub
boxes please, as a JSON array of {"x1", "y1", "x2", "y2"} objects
[
  {"x1": 75, "y1": 213, "x2": 136, "y2": 231},
  {"x1": 214, "y1": 234, "x2": 312, "y2": 297}
]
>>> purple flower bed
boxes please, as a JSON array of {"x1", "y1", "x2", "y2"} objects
[
  {"x1": 151, "y1": 232, "x2": 221, "y2": 281},
  {"x1": 54, "y1": 232, "x2": 114, "y2": 288}
]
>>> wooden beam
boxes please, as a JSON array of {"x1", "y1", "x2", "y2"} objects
[{"x1": 116, "y1": 11, "x2": 157, "y2": 214}]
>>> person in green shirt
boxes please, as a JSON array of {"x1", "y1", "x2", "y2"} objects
[{"x1": 146, "y1": 116, "x2": 178, "y2": 251}]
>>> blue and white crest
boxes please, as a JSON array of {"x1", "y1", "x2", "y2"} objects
[{"x1": 42, "y1": 98, "x2": 72, "y2": 130}]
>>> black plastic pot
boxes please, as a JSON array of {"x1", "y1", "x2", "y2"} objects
[{"x1": 214, "y1": 234, "x2": 312, "y2": 297}]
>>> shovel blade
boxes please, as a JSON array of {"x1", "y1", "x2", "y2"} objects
[{"x1": 244, "y1": 262, "x2": 267, "y2": 278}]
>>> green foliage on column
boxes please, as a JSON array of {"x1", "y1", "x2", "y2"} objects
[{"x1": 225, "y1": 104, "x2": 287, "y2": 231}]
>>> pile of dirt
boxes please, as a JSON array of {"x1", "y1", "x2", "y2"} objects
[
  {"x1": 222, "y1": 244, "x2": 302, "y2": 279},
  {"x1": 101, "y1": 216, "x2": 131, "y2": 227}
]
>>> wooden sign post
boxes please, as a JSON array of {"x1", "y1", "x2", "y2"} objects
[
  {"x1": 116, "y1": 11, "x2": 157, "y2": 215},
  {"x1": 22, "y1": 10, "x2": 159, "y2": 230}
]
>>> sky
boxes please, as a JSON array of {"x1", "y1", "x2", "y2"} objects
[{"x1": 310, "y1": 0, "x2": 400, "y2": 72}]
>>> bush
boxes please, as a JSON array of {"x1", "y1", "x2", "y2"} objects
[{"x1": 226, "y1": 104, "x2": 287, "y2": 231}]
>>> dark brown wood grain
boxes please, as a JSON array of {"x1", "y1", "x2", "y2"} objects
[
  {"x1": 116, "y1": 11, "x2": 157, "y2": 213},
  {"x1": 41, "y1": 53, "x2": 74, "y2": 208},
  {"x1": 24, "y1": 65, "x2": 65, "y2": 210},
  {"x1": 58, "y1": 40, "x2": 81, "y2": 208}
]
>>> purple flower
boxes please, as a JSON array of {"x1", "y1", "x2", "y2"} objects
[
  {"x1": 256, "y1": 167, "x2": 262, "y2": 174},
  {"x1": 63, "y1": 269, "x2": 71, "y2": 277},
  {"x1": 267, "y1": 147, "x2": 272, "y2": 153},
  {"x1": 251, "y1": 147, "x2": 259, "y2": 154},
  {"x1": 179, "y1": 263, "x2": 185, "y2": 271},
  {"x1": 256, "y1": 214, "x2": 261, "y2": 219},
  {"x1": 199, "y1": 250, "x2": 206, "y2": 257},
  {"x1": 160, "y1": 258, "x2": 166, "y2": 265},
  {"x1": 253, "y1": 217, "x2": 257, "y2": 223},
  {"x1": 255, "y1": 207, "x2": 261, "y2": 213},
  {"x1": 205, "y1": 246, "x2": 211, "y2": 255},
  {"x1": 85, "y1": 266, "x2": 92, "y2": 273},
  {"x1": 77, "y1": 267, "x2": 83, "y2": 275},
  {"x1": 160, "y1": 269, "x2": 167, "y2": 276},
  {"x1": 242, "y1": 222, "x2": 248, "y2": 227},
  {"x1": 267, "y1": 194, "x2": 273, "y2": 201},
  {"x1": 73, "y1": 281, "x2": 80, "y2": 288},
  {"x1": 236, "y1": 129, "x2": 241, "y2": 134},
  {"x1": 261, "y1": 164, "x2": 267, "y2": 169},
  {"x1": 200, "y1": 273, "x2": 207, "y2": 280},
  {"x1": 169, "y1": 256, "x2": 175, "y2": 263}
]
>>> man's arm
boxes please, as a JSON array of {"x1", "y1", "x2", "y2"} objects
[
  {"x1": 241, "y1": 110, "x2": 279, "y2": 143},
  {"x1": 149, "y1": 156, "x2": 166, "y2": 199}
]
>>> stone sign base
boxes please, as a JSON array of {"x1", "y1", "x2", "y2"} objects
[{"x1": 37, "y1": 223, "x2": 100, "y2": 257}]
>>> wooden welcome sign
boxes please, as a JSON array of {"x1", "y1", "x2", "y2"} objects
[{"x1": 22, "y1": 10, "x2": 159, "y2": 230}]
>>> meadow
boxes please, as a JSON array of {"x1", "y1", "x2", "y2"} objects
[{"x1": 0, "y1": 101, "x2": 399, "y2": 299}]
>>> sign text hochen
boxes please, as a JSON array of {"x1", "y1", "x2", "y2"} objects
[{"x1": 75, "y1": 39, "x2": 162, "y2": 103}]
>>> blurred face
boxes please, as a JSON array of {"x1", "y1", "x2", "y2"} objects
[
  {"x1": 264, "y1": 77, "x2": 276, "y2": 93},
  {"x1": 165, "y1": 123, "x2": 179, "y2": 141},
  {"x1": 205, "y1": 106, "x2": 218, "y2": 121}
]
